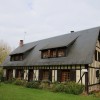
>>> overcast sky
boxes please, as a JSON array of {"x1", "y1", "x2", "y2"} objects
[{"x1": 0, "y1": 0, "x2": 100, "y2": 49}]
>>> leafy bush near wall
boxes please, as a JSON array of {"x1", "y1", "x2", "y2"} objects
[
  {"x1": 64, "y1": 82, "x2": 84, "y2": 95},
  {"x1": 52, "y1": 81, "x2": 84, "y2": 95},
  {"x1": 4, "y1": 78, "x2": 16, "y2": 84},
  {"x1": 0, "y1": 68, "x2": 3, "y2": 82},
  {"x1": 89, "y1": 90, "x2": 100, "y2": 97},
  {"x1": 52, "y1": 83, "x2": 65, "y2": 92},
  {"x1": 40, "y1": 80, "x2": 51, "y2": 89},
  {"x1": 3, "y1": 78, "x2": 84, "y2": 95},
  {"x1": 25, "y1": 81, "x2": 40, "y2": 89},
  {"x1": 14, "y1": 79, "x2": 26, "y2": 86},
  {"x1": 94, "y1": 92, "x2": 100, "y2": 98}
]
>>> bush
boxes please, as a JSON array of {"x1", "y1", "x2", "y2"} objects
[
  {"x1": 52, "y1": 83, "x2": 65, "y2": 92},
  {"x1": 26, "y1": 81, "x2": 40, "y2": 89},
  {"x1": 64, "y1": 82, "x2": 84, "y2": 95},
  {"x1": 4, "y1": 78, "x2": 16, "y2": 84},
  {"x1": 14, "y1": 79, "x2": 26, "y2": 86},
  {"x1": 0, "y1": 68, "x2": 3, "y2": 82},
  {"x1": 51, "y1": 81, "x2": 84, "y2": 95},
  {"x1": 40, "y1": 80, "x2": 51, "y2": 89},
  {"x1": 94, "y1": 92, "x2": 100, "y2": 98}
]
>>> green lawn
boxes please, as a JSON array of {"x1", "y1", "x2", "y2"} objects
[{"x1": 0, "y1": 83, "x2": 99, "y2": 100}]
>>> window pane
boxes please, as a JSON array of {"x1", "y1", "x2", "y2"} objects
[
  {"x1": 95, "y1": 50, "x2": 97, "y2": 61},
  {"x1": 42, "y1": 50, "x2": 48, "y2": 58},
  {"x1": 58, "y1": 48, "x2": 65, "y2": 57},
  {"x1": 50, "y1": 49, "x2": 56, "y2": 57},
  {"x1": 43, "y1": 70, "x2": 49, "y2": 80},
  {"x1": 98, "y1": 52, "x2": 100, "y2": 61}
]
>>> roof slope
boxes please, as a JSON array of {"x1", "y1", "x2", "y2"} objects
[
  {"x1": 10, "y1": 42, "x2": 37, "y2": 55},
  {"x1": 3, "y1": 27, "x2": 100, "y2": 67}
]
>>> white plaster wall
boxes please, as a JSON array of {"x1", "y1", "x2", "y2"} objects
[
  {"x1": 24, "y1": 70, "x2": 28, "y2": 80},
  {"x1": 34, "y1": 70, "x2": 39, "y2": 81},
  {"x1": 76, "y1": 66, "x2": 85, "y2": 85},
  {"x1": 3, "y1": 69, "x2": 6, "y2": 77},
  {"x1": 13, "y1": 69, "x2": 15, "y2": 78},
  {"x1": 51, "y1": 70, "x2": 57, "y2": 82},
  {"x1": 76, "y1": 70, "x2": 80, "y2": 83},
  {"x1": 55, "y1": 70, "x2": 57, "y2": 81},
  {"x1": 89, "y1": 40, "x2": 100, "y2": 85},
  {"x1": 88, "y1": 40, "x2": 100, "y2": 91},
  {"x1": 52, "y1": 70, "x2": 55, "y2": 82},
  {"x1": 81, "y1": 71, "x2": 85, "y2": 85}
]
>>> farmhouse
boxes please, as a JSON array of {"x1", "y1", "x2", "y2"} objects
[{"x1": 2, "y1": 27, "x2": 100, "y2": 93}]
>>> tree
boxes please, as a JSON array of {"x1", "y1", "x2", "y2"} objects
[{"x1": 0, "y1": 40, "x2": 11, "y2": 65}]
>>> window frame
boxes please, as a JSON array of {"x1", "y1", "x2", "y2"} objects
[
  {"x1": 41, "y1": 47, "x2": 66, "y2": 59},
  {"x1": 10, "y1": 54, "x2": 23, "y2": 61}
]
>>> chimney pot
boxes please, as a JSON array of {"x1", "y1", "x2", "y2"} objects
[
  {"x1": 71, "y1": 31, "x2": 74, "y2": 33},
  {"x1": 19, "y1": 40, "x2": 23, "y2": 47}
]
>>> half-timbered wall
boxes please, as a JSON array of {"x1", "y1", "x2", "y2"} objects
[
  {"x1": 3, "y1": 69, "x2": 6, "y2": 77},
  {"x1": 89, "y1": 40, "x2": 100, "y2": 91},
  {"x1": 4, "y1": 65, "x2": 86, "y2": 83},
  {"x1": 34, "y1": 70, "x2": 39, "y2": 81},
  {"x1": 24, "y1": 69, "x2": 28, "y2": 80},
  {"x1": 13, "y1": 69, "x2": 15, "y2": 78}
]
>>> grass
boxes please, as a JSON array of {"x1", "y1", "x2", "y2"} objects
[{"x1": 0, "y1": 83, "x2": 99, "y2": 100}]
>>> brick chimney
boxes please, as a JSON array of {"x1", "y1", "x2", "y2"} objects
[{"x1": 19, "y1": 40, "x2": 23, "y2": 47}]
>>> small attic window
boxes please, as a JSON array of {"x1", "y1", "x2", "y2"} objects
[
  {"x1": 42, "y1": 50, "x2": 48, "y2": 58},
  {"x1": 41, "y1": 47, "x2": 66, "y2": 59},
  {"x1": 58, "y1": 48, "x2": 66, "y2": 57},
  {"x1": 10, "y1": 54, "x2": 23, "y2": 61}
]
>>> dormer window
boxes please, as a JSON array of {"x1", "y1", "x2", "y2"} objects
[
  {"x1": 42, "y1": 50, "x2": 48, "y2": 58},
  {"x1": 50, "y1": 49, "x2": 57, "y2": 57},
  {"x1": 58, "y1": 48, "x2": 65, "y2": 57},
  {"x1": 10, "y1": 54, "x2": 23, "y2": 61},
  {"x1": 41, "y1": 47, "x2": 66, "y2": 59}
]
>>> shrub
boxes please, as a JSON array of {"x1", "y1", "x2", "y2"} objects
[
  {"x1": 89, "y1": 90, "x2": 100, "y2": 97},
  {"x1": 94, "y1": 92, "x2": 100, "y2": 98},
  {"x1": 52, "y1": 83, "x2": 65, "y2": 92},
  {"x1": 51, "y1": 81, "x2": 84, "y2": 95},
  {"x1": 64, "y1": 82, "x2": 84, "y2": 95},
  {"x1": 40, "y1": 80, "x2": 51, "y2": 89},
  {"x1": 4, "y1": 78, "x2": 15, "y2": 84},
  {"x1": 14, "y1": 79, "x2": 26, "y2": 86},
  {"x1": 26, "y1": 81, "x2": 40, "y2": 89},
  {"x1": 0, "y1": 68, "x2": 3, "y2": 82}
]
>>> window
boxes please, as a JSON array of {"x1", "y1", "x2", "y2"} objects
[
  {"x1": 96, "y1": 70, "x2": 99, "y2": 78},
  {"x1": 50, "y1": 49, "x2": 57, "y2": 57},
  {"x1": 58, "y1": 48, "x2": 65, "y2": 57},
  {"x1": 42, "y1": 50, "x2": 48, "y2": 58},
  {"x1": 98, "y1": 52, "x2": 100, "y2": 62},
  {"x1": 16, "y1": 69, "x2": 24, "y2": 79},
  {"x1": 61, "y1": 70, "x2": 70, "y2": 82},
  {"x1": 95, "y1": 50, "x2": 97, "y2": 61},
  {"x1": 43, "y1": 70, "x2": 49, "y2": 80},
  {"x1": 10, "y1": 54, "x2": 23, "y2": 61},
  {"x1": 41, "y1": 47, "x2": 66, "y2": 59}
]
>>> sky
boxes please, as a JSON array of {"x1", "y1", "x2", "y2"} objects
[{"x1": 0, "y1": 0, "x2": 100, "y2": 49}]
